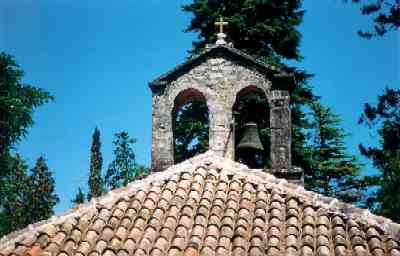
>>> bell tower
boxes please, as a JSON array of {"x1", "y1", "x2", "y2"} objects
[{"x1": 149, "y1": 20, "x2": 302, "y2": 184}]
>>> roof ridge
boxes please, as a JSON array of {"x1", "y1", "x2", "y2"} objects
[
  {"x1": 148, "y1": 45, "x2": 287, "y2": 91},
  {"x1": 209, "y1": 157, "x2": 400, "y2": 240},
  {"x1": 1, "y1": 151, "x2": 399, "y2": 249},
  {"x1": 0, "y1": 153, "x2": 212, "y2": 247}
]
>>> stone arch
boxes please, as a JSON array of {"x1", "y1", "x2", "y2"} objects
[
  {"x1": 231, "y1": 85, "x2": 271, "y2": 168},
  {"x1": 167, "y1": 81, "x2": 219, "y2": 116},
  {"x1": 172, "y1": 88, "x2": 207, "y2": 111},
  {"x1": 232, "y1": 85, "x2": 268, "y2": 107},
  {"x1": 170, "y1": 87, "x2": 212, "y2": 164},
  {"x1": 227, "y1": 81, "x2": 271, "y2": 110}
]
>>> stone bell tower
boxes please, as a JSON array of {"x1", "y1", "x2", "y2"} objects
[{"x1": 149, "y1": 20, "x2": 302, "y2": 183}]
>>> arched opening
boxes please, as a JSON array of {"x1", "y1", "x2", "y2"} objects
[
  {"x1": 172, "y1": 88, "x2": 209, "y2": 164},
  {"x1": 233, "y1": 86, "x2": 270, "y2": 168}
]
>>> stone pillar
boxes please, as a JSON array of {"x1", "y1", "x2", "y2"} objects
[
  {"x1": 151, "y1": 95, "x2": 174, "y2": 172},
  {"x1": 209, "y1": 105, "x2": 232, "y2": 158},
  {"x1": 269, "y1": 90, "x2": 291, "y2": 171}
]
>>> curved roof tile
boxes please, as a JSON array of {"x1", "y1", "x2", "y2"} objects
[{"x1": 1, "y1": 152, "x2": 399, "y2": 256}]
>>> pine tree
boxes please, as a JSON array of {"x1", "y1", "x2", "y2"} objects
[
  {"x1": 72, "y1": 187, "x2": 85, "y2": 205},
  {"x1": 0, "y1": 154, "x2": 29, "y2": 236},
  {"x1": 105, "y1": 131, "x2": 141, "y2": 189},
  {"x1": 306, "y1": 102, "x2": 366, "y2": 204},
  {"x1": 88, "y1": 127, "x2": 104, "y2": 200},
  {"x1": 359, "y1": 88, "x2": 400, "y2": 221},
  {"x1": 26, "y1": 156, "x2": 59, "y2": 224},
  {"x1": 345, "y1": 0, "x2": 399, "y2": 38},
  {"x1": 184, "y1": 0, "x2": 303, "y2": 62},
  {"x1": 181, "y1": 0, "x2": 317, "y2": 169}
]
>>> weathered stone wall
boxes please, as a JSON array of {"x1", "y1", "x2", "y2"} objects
[
  {"x1": 151, "y1": 55, "x2": 291, "y2": 172},
  {"x1": 269, "y1": 90, "x2": 291, "y2": 171}
]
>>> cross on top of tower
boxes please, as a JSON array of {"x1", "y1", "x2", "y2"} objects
[
  {"x1": 214, "y1": 17, "x2": 228, "y2": 34},
  {"x1": 214, "y1": 17, "x2": 229, "y2": 45}
]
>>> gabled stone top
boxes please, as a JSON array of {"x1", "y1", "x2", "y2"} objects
[
  {"x1": 1, "y1": 152, "x2": 399, "y2": 256},
  {"x1": 149, "y1": 45, "x2": 292, "y2": 93}
]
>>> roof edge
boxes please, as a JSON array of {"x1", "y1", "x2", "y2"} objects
[
  {"x1": 1, "y1": 151, "x2": 399, "y2": 247},
  {"x1": 148, "y1": 45, "x2": 292, "y2": 92}
]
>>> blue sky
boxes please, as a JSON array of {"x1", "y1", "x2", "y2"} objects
[{"x1": 1, "y1": 0, "x2": 398, "y2": 213}]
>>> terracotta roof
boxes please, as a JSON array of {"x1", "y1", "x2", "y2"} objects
[
  {"x1": 1, "y1": 152, "x2": 399, "y2": 256},
  {"x1": 148, "y1": 45, "x2": 292, "y2": 93}
]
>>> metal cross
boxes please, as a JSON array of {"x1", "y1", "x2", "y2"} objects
[{"x1": 214, "y1": 17, "x2": 228, "y2": 34}]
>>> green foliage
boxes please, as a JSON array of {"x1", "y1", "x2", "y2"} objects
[
  {"x1": 183, "y1": 0, "x2": 304, "y2": 62},
  {"x1": 1, "y1": 155, "x2": 59, "y2": 236},
  {"x1": 25, "y1": 156, "x2": 59, "y2": 224},
  {"x1": 174, "y1": 101, "x2": 209, "y2": 163},
  {"x1": 181, "y1": 0, "x2": 317, "y2": 170},
  {"x1": 105, "y1": 131, "x2": 149, "y2": 189},
  {"x1": 0, "y1": 52, "x2": 55, "y2": 237},
  {"x1": 0, "y1": 52, "x2": 53, "y2": 156},
  {"x1": 88, "y1": 127, "x2": 104, "y2": 200},
  {"x1": 0, "y1": 154, "x2": 29, "y2": 236},
  {"x1": 359, "y1": 88, "x2": 400, "y2": 221},
  {"x1": 72, "y1": 187, "x2": 85, "y2": 205},
  {"x1": 306, "y1": 102, "x2": 366, "y2": 204},
  {"x1": 135, "y1": 164, "x2": 151, "y2": 180},
  {"x1": 345, "y1": 0, "x2": 399, "y2": 38}
]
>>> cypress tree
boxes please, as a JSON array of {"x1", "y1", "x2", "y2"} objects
[
  {"x1": 26, "y1": 156, "x2": 59, "y2": 224},
  {"x1": 307, "y1": 102, "x2": 366, "y2": 204},
  {"x1": 88, "y1": 127, "x2": 104, "y2": 200}
]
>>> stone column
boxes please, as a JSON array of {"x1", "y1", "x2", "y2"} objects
[
  {"x1": 269, "y1": 90, "x2": 291, "y2": 171},
  {"x1": 151, "y1": 95, "x2": 174, "y2": 172},
  {"x1": 209, "y1": 105, "x2": 232, "y2": 158}
]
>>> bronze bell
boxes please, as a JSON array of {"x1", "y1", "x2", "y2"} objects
[{"x1": 237, "y1": 122, "x2": 264, "y2": 151}]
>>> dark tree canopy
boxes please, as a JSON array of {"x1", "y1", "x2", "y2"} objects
[
  {"x1": 306, "y1": 102, "x2": 366, "y2": 204},
  {"x1": 88, "y1": 127, "x2": 104, "y2": 200},
  {"x1": 174, "y1": 101, "x2": 209, "y2": 164},
  {"x1": 183, "y1": 0, "x2": 304, "y2": 63},
  {"x1": 0, "y1": 154, "x2": 29, "y2": 236},
  {"x1": 359, "y1": 88, "x2": 400, "y2": 221},
  {"x1": 26, "y1": 156, "x2": 59, "y2": 225},
  {"x1": 347, "y1": 0, "x2": 399, "y2": 38},
  {"x1": 0, "y1": 52, "x2": 53, "y2": 156},
  {"x1": 0, "y1": 52, "x2": 55, "y2": 236},
  {"x1": 72, "y1": 187, "x2": 85, "y2": 205},
  {"x1": 1, "y1": 155, "x2": 59, "y2": 236}
]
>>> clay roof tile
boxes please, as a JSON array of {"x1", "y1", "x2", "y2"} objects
[{"x1": 1, "y1": 153, "x2": 400, "y2": 256}]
